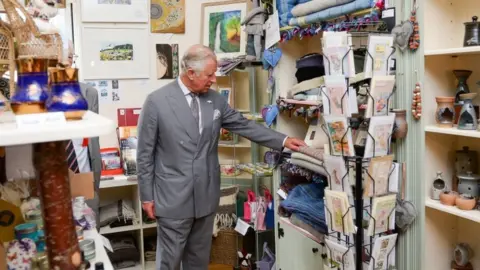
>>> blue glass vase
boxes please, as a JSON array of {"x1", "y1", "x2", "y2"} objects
[
  {"x1": 10, "y1": 58, "x2": 50, "y2": 115},
  {"x1": 46, "y1": 67, "x2": 88, "y2": 120}
]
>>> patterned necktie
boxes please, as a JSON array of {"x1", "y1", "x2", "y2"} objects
[
  {"x1": 66, "y1": 140, "x2": 80, "y2": 173},
  {"x1": 189, "y1": 92, "x2": 199, "y2": 127}
]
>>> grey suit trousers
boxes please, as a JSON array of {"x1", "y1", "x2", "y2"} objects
[{"x1": 156, "y1": 214, "x2": 214, "y2": 270}]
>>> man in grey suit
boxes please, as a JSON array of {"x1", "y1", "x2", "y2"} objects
[{"x1": 137, "y1": 44, "x2": 305, "y2": 270}]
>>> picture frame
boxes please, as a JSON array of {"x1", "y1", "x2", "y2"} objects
[
  {"x1": 81, "y1": 0, "x2": 148, "y2": 23},
  {"x1": 201, "y1": 0, "x2": 247, "y2": 59},
  {"x1": 81, "y1": 26, "x2": 150, "y2": 80}
]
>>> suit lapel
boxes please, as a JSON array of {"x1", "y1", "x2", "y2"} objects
[
  {"x1": 166, "y1": 82, "x2": 200, "y2": 142},
  {"x1": 199, "y1": 93, "x2": 214, "y2": 145}
]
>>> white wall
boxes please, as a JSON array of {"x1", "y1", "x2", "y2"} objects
[{"x1": 70, "y1": 0, "x2": 221, "y2": 147}]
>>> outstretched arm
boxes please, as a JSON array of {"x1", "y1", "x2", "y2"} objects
[{"x1": 220, "y1": 98, "x2": 305, "y2": 151}]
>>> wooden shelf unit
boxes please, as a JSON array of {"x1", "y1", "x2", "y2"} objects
[{"x1": 424, "y1": 0, "x2": 480, "y2": 269}]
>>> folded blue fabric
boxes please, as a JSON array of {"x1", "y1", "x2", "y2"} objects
[
  {"x1": 280, "y1": 182, "x2": 328, "y2": 234},
  {"x1": 289, "y1": 0, "x2": 374, "y2": 26}
]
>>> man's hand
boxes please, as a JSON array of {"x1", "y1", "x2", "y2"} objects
[
  {"x1": 284, "y1": 137, "x2": 307, "y2": 152},
  {"x1": 142, "y1": 201, "x2": 155, "y2": 219}
]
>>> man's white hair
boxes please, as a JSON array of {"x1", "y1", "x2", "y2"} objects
[{"x1": 180, "y1": 45, "x2": 217, "y2": 74}]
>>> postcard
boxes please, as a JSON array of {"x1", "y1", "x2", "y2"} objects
[
  {"x1": 323, "y1": 75, "x2": 349, "y2": 116},
  {"x1": 325, "y1": 189, "x2": 355, "y2": 234},
  {"x1": 367, "y1": 194, "x2": 396, "y2": 235},
  {"x1": 364, "y1": 155, "x2": 394, "y2": 197},
  {"x1": 364, "y1": 35, "x2": 394, "y2": 78},
  {"x1": 324, "y1": 154, "x2": 352, "y2": 196},
  {"x1": 322, "y1": 31, "x2": 356, "y2": 77},
  {"x1": 368, "y1": 234, "x2": 398, "y2": 270},
  {"x1": 325, "y1": 237, "x2": 355, "y2": 270},
  {"x1": 323, "y1": 46, "x2": 350, "y2": 76},
  {"x1": 364, "y1": 114, "x2": 395, "y2": 158},
  {"x1": 366, "y1": 75, "x2": 396, "y2": 117},
  {"x1": 323, "y1": 115, "x2": 355, "y2": 157}
]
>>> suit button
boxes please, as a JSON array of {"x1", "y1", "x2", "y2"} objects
[{"x1": 180, "y1": 141, "x2": 184, "y2": 144}]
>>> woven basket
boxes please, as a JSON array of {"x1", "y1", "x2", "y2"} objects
[
  {"x1": 1, "y1": 0, "x2": 62, "y2": 61},
  {"x1": 210, "y1": 229, "x2": 239, "y2": 266}
]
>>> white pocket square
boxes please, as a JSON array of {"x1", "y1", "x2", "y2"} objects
[{"x1": 213, "y1": 109, "x2": 221, "y2": 120}]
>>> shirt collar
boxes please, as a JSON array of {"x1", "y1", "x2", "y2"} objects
[{"x1": 178, "y1": 78, "x2": 191, "y2": 97}]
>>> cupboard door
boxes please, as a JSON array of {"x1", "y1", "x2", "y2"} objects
[{"x1": 276, "y1": 220, "x2": 324, "y2": 270}]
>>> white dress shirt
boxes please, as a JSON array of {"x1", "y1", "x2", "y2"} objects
[
  {"x1": 72, "y1": 138, "x2": 91, "y2": 173},
  {"x1": 178, "y1": 78, "x2": 203, "y2": 134}
]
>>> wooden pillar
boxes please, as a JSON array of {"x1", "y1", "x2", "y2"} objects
[{"x1": 33, "y1": 141, "x2": 81, "y2": 270}]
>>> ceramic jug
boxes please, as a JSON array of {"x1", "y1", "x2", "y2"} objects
[
  {"x1": 10, "y1": 58, "x2": 50, "y2": 115},
  {"x1": 46, "y1": 67, "x2": 88, "y2": 120},
  {"x1": 435, "y1": 96, "x2": 455, "y2": 128},
  {"x1": 390, "y1": 109, "x2": 408, "y2": 139}
]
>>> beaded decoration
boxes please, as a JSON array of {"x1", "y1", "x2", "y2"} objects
[
  {"x1": 408, "y1": 0, "x2": 420, "y2": 51},
  {"x1": 411, "y1": 82, "x2": 421, "y2": 120}
]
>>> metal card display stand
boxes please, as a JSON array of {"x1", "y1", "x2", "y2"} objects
[{"x1": 319, "y1": 45, "x2": 397, "y2": 270}]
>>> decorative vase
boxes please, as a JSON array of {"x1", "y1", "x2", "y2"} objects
[
  {"x1": 46, "y1": 67, "x2": 88, "y2": 120},
  {"x1": 458, "y1": 93, "x2": 478, "y2": 130},
  {"x1": 453, "y1": 70, "x2": 472, "y2": 104},
  {"x1": 435, "y1": 96, "x2": 456, "y2": 128},
  {"x1": 390, "y1": 109, "x2": 408, "y2": 139},
  {"x1": 10, "y1": 58, "x2": 50, "y2": 115}
]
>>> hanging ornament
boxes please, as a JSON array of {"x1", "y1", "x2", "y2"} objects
[
  {"x1": 411, "y1": 82, "x2": 422, "y2": 120},
  {"x1": 408, "y1": 0, "x2": 420, "y2": 51}
]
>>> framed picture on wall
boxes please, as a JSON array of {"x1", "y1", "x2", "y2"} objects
[
  {"x1": 201, "y1": 0, "x2": 247, "y2": 59},
  {"x1": 81, "y1": 0, "x2": 148, "y2": 23},
  {"x1": 81, "y1": 26, "x2": 150, "y2": 79}
]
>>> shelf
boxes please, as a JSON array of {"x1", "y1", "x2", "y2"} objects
[
  {"x1": 279, "y1": 217, "x2": 323, "y2": 245},
  {"x1": 425, "y1": 198, "x2": 480, "y2": 224},
  {"x1": 425, "y1": 46, "x2": 480, "y2": 56},
  {"x1": 425, "y1": 125, "x2": 480, "y2": 139},
  {"x1": 100, "y1": 175, "x2": 138, "y2": 189},
  {"x1": 83, "y1": 229, "x2": 114, "y2": 270},
  {"x1": 142, "y1": 222, "x2": 157, "y2": 229},
  {"x1": 0, "y1": 111, "x2": 115, "y2": 147},
  {"x1": 99, "y1": 223, "x2": 141, "y2": 235}
]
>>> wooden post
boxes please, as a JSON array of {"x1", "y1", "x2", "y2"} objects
[{"x1": 33, "y1": 141, "x2": 81, "y2": 270}]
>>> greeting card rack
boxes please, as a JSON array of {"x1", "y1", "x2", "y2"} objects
[
  {"x1": 315, "y1": 39, "x2": 398, "y2": 269},
  {"x1": 316, "y1": 121, "x2": 397, "y2": 269}
]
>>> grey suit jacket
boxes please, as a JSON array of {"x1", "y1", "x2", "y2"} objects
[
  {"x1": 79, "y1": 83, "x2": 102, "y2": 224},
  {"x1": 137, "y1": 81, "x2": 286, "y2": 219}
]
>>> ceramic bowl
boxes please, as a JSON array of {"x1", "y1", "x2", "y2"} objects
[
  {"x1": 456, "y1": 194, "x2": 477, "y2": 210},
  {"x1": 440, "y1": 191, "x2": 458, "y2": 206}
]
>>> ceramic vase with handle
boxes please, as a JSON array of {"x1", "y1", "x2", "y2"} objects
[
  {"x1": 46, "y1": 67, "x2": 88, "y2": 120},
  {"x1": 435, "y1": 96, "x2": 455, "y2": 128},
  {"x1": 10, "y1": 58, "x2": 50, "y2": 115}
]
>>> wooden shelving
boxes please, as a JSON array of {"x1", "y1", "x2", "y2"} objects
[
  {"x1": 425, "y1": 46, "x2": 480, "y2": 56},
  {"x1": 424, "y1": 126, "x2": 480, "y2": 139},
  {"x1": 425, "y1": 198, "x2": 480, "y2": 224}
]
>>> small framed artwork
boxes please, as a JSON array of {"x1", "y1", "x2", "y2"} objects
[
  {"x1": 81, "y1": 26, "x2": 150, "y2": 79},
  {"x1": 201, "y1": 0, "x2": 247, "y2": 59},
  {"x1": 151, "y1": 0, "x2": 185, "y2": 33},
  {"x1": 156, "y1": 44, "x2": 179, "y2": 79},
  {"x1": 81, "y1": 0, "x2": 148, "y2": 23},
  {"x1": 218, "y1": 87, "x2": 232, "y2": 105}
]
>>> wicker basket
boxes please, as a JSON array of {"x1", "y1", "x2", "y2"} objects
[{"x1": 210, "y1": 229, "x2": 239, "y2": 266}]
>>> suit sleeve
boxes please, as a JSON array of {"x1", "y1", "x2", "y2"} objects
[
  {"x1": 87, "y1": 85, "x2": 99, "y2": 114},
  {"x1": 137, "y1": 96, "x2": 158, "y2": 202},
  {"x1": 220, "y1": 98, "x2": 286, "y2": 151}
]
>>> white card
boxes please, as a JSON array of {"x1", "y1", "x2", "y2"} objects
[{"x1": 234, "y1": 218, "x2": 251, "y2": 236}]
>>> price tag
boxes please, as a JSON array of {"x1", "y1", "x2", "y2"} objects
[
  {"x1": 234, "y1": 218, "x2": 251, "y2": 236},
  {"x1": 277, "y1": 189, "x2": 287, "y2": 199},
  {"x1": 16, "y1": 112, "x2": 66, "y2": 129}
]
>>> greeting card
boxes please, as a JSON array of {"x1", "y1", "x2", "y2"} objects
[
  {"x1": 325, "y1": 238, "x2": 355, "y2": 270},
  {"x1": 367, "y1": 194, "x2": 396, "y2": 235},
  {"x1": 325, "y1": 190, "x2": 355, "y2": 234},
  {"x1": 324, "y1": 154, "x2": 352, "y2": 196},
  {"x1": 366, "y1": 75, "x2": 396, "y2": 117},
  {"x1": 364, "y1": 155, "x2": 394, "y2": 197},
  {"x1": 364, "y1": 114, "x2": 395, "y2": 158},
  {"x1": 323, "y1": 116, "x2": 355, "y2": 157},
  {"x1": 323, "y1": 75, "x2": 349, "y2": 116}
]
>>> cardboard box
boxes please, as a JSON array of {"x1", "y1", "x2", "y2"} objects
[{"x1": 69, "y1": 170, "x2": 94, "y2": 199}]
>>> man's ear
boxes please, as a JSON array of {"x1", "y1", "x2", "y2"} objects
[{"x1": 186, "y1": 69, "x2": 196, "y2": 80}]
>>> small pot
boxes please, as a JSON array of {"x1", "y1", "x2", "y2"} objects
[
  {"x1": 456, "y1": 194, "x2": 477, "y2": 210},
  {"x1": 435, "y1": 97, "x2": 456, "y2": 128},
  {"x1": 464, "y1": 16, "x2": 480, "y2": 47},
  {"x1": 390, "y1": 109, "x2": 408, "y2": 139},
  {"x1": 440, "y1": 191, "x2": 458, "y2": 206}
]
